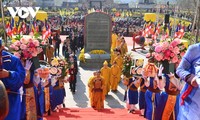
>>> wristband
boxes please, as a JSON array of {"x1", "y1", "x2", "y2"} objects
[
  {"x1": 9, "y1": 71, "x2": 11, "y2": 77},
  {"x1": 158, "y1": 76, "x2": 162, "y2": 79}
]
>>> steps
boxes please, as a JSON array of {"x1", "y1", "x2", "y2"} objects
[{"x1": 44, "y1": 108, "x2": 145, "y2": 120}]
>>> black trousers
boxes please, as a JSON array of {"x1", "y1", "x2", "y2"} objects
[{"x1": 69, "y1": 80, "x2": 76, "y2": 92}]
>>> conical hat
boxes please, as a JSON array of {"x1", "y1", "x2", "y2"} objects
[{"x1": 103, "y1": 61, "x2": 108, "y2": 65}]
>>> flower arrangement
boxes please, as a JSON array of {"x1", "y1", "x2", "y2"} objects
[
  {"x1": 37, "y1": 67, "x2": 50, "y2": 79},
  {"x1": 10, "y1": 37, "x2": 42, "y2": 59},
  {"x1": 90, "y1": 50, "x2": 106, "y2": 54},
  {"x1": 122, "y1": 53, "x2": 133, "y2": 78},
  {"x1": 50, "y1": 57, "x2": 68, "y2": 79},
  {"x1": 79, "y1": 48, "x2": 85, "y2": 63},
  {"x1": 147, "y1": 38, "x2": 187, "y2": 64}
]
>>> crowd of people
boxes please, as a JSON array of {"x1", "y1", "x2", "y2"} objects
[{"x1": 1, "y1": 8, "x2": 199, "y2": 120}]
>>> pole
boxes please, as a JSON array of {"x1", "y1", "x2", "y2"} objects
[{"x1": 0, "y1": 0, "x2": 7, "y2": 46}]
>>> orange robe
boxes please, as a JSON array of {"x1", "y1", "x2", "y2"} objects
[
  {"x1": 116, "y1": 38, "x2": 122, "y2": 48},
  {"x1": 88, "y1": 76, "x2": 95, "y2": 106},
  {"x1": 100, "y1": 66, "x2": 111, "y2": 95},
  {"x1": 111, "y1": 33, "x2": 117, "y2": 49},
  {"x1": 110, "y1": 64, "x2": 120, "y2": 90},
  {"x1": 114, "y1": 55, "x2": 123, "y2": 82},
  {"x1": 88, "y1": 76, "x2": 105, "y2": 109}
]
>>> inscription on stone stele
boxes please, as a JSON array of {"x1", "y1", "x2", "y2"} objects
[{"x1": 84, "y1": 12, "x2": 111, "y2": 53}]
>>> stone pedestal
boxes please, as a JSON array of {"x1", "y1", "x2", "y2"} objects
[{"x1": 79, "y1": 53, "x2": 110, "y2": 68}]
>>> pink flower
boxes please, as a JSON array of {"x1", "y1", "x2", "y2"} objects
[
  {"x1": 155, "y1": 45, "x2": 162, "y2": 53},
  {"x1": 32, "y1": 50, "x2": 38, "y2": 57},
  {"x1": 29, "y1": 32, "x2": 34, "y2": 37},
  {"x1": 20, "y1": 44, "x2": 27, "y2": 50},
  {"x1": 169, "y1": 45, "x2": 174, "y2": 51},
  {"x1": 171, "y1": 56, "x2": 178, "y2": 63},
  {"x1": 10, "y1": 44, "x2": 15, "y2": 49},
  {"x1": 146, "y1": 53, "x2": 151, "y2": 58},
  {"x1": 22, "y1": 50, "x2": 30, "y2": 59},
  {"x1": 170, "y1": 53, "x2": 175, "y2": 57},
  {"x1": 15, "y1": 41, "x2": 21, "y2": 47},
  {"x1": 20, "y1": 38, "x2": 28, "y2": 44},
  {"x1": 172, "y1": 47, "x2": 180, "y2": 54},
  {"x1": 174, "y1": 38, "x2": 181, "y2": 44},
  {"x1": 14, "y1": 46, "x2": 19, "y2": 51},
  {"x1": 14, "y1": 52, "x2": 21, "y2": 58},
  {"x1": 162, "y1": 41, "x2": 169, "y2": 49},
  {"x1": 170, "y1": 40, "x2": 178, "y2": 47},
  {"x1": 41, "y1": 41, "x2": 46, "y2": 45},
  {"x1": 33, "y1": 40, "x2": 39, "y2": 47},
  {"x1": 161, "y1": 35, "x2": 166, "y2": 40},
  {"x1": 154, "y1": 53, "x2": 163, "y2": 61},
  {"x1": 28, "y1": 42, "x2": 36, "y2": 48},
  {"x1": 28, "y1": 48, "x2": 35, "y2": 52},
  {"x1": 28, "y1": 38, "x2": 33, "y2": 42},
  {"x1": 180, "y1": 52, "x2": 185, "y2": 57},
  {"x1": 164, "y1": 49, "x2": 171, "y2": 57}
]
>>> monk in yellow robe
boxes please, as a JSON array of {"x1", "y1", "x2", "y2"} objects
[
  {"x1": 100, "y1": 61, "x2": 111, "y2": 95},
  {"x1": 110, "y1": 61, "x2": 120, "y2": 91},
  {"x1": 116, "y1": 33, "x2": 122, "y2": 48},
  {"x1": 88, "y1": 71, "x2": 105, "y2": 110},
  {"x1": 120, "y1": 38, "x2": 128, "y2": 57},
  {"x1": 110, "y1": 48, "x2": 118, "y2": 65},
  {"x1": 88, "y1": 72, "x2": 97, "y2": 107},
  {"x1": 111, "y1": 32, "x2": 117, "y2": 50},
  {"x1": 46, "y1": 44, "x2": 54, "y2": 64},
  {"x1": 114, "y1": 50, "x2": 123, "y2": 83}
]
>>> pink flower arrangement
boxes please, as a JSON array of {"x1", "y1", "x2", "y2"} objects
[
  {"x1": 10, "y1": 38, "x2": 42, "y2": 60},
  {"x1": 152, "y1": 38, "x2": 187, "y2": 63}
]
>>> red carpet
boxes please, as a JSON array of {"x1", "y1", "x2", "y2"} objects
[{"x1": 44, "y1": 108, "x2": 145, "y2": 120}]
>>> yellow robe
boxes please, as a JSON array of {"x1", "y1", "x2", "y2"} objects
[
  {"x1": 111, "y1": 33, "x2": 117, "y2": 49},
  {"x1": 110, "y1": 64, "x2": 120, "y2": 90},
  {"x1": 121, "y1": 43, "x2": 128, "y2": 57},
  {"x1": 88, "y1": 76, "x2": 105, "y2": 109},
  {"x1": 116, "y1": 38, "x2": 122, "y2": 48},
  {"x1": 88, "y1": 76, "x2": 95, "y2": 106},
  {"x1": 110, "y1": 51, "x2": 117, "y2": 65},
  {"x1": 100, "y1": 66, "x2": 111, "y2": 95},
  {"x1": 114, "y1": 55, "x2": 123, "y2": 82}
]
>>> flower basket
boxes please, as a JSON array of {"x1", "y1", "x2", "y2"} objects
[{"x1": 161, "y1": 60, "x2": 175, "y2": 74}]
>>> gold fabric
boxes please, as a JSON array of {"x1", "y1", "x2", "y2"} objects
[
  {"x1": 162, "y1": 95, "x2": 177, "y2": 120},
  {"x1": 44, "y1": 87, "x2": 50, "y2": 112},
  {"x1": 25, "y1": 88, "x2": 37, "y2": 120}
]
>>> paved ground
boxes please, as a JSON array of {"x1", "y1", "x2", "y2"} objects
[{"x1": 60, "y1": 36, "x2": 148, "y2": 109}]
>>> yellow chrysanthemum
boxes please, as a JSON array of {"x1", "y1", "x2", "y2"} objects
[{"x1": 90, "y1": 50, "x2": 106, "y2": 54}]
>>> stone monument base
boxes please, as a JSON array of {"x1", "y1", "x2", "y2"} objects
[{"x1": 79, "y1": 52, "x2": 110, "y2": 69}]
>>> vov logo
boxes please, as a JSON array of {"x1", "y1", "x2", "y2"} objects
[{"x1": 7, "y1": 7, "x2": 40, "y2": 19}]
